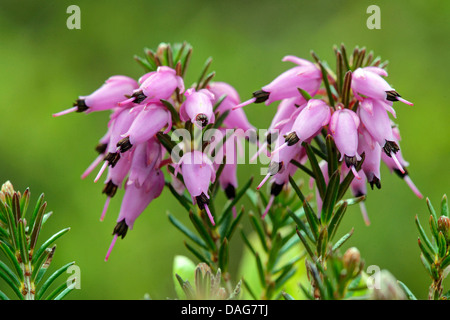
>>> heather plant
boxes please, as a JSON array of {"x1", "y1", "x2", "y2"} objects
[
  {"x1": 49, "y1": 41, "x2": 443, "y2": 300},
  {"x1": 0, "y1": 181, "x2": 75, "y2": 300}
]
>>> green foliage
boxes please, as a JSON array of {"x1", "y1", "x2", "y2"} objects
[{"x1": 0, "y1": 181, "x2": 74, "y2": 300}]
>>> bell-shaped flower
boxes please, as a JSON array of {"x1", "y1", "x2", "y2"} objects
[
  {"x1": 116, "y1": 103, "x2": 172, "y2": 153},
  {"x1": 119, "y1": 66, "x2": 184, "y2": 106},
  {"x1": 94, "y1": 105, "x2": 143, "y2": 183},
  {"x1": 53, "y1": 75, "x2": 139, "y2": 117},
  {"x1": 257, "y1": 118, "x2": 303, "y2": 191},
  {"x1": 351, "y1": 67, "x2": 413, "y2": 106},
  {"x1": 207, "y1": 82, "x2": 255, "y2": 132},
  {"x1": 127, "y1": 138, "x2": 162, "y2": 188},
  {"x1": 105, "y1": 168, "x2": 165, "y2": 261},
  {"x1": 174, "y1": 151, "x2": 216, "y2": 225},
  {"x1": 179, "y1": 88, "x2": 215, "y2": 128},
  {"x1": 271, "y1": 99, "x2": 331, "y2": 156},
  {"x1": 358, "y1": 98, "x2": 405, "y2": 173},
  {"x1": 250, "y1": 97, "x2": 306, "y2": 162},
  {"x1": 329, "y1": 108, "x2": 362, "y2": 179},
  {"x1": 233, "y1": 56, "x2": 321, "y2": 109},
  {"x1": 358, "y1": 127, "x2": 382, "y2": 189}
]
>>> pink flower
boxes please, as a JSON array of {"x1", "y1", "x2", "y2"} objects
[
  {"x1": 352, "y1": 67, "x2": 413, "y2": 106},
  {"x1": 358, "y1": 98, "x2": 405, "y2": 174},
  {"x1": 329, "y1": 108, "x2": 361, "y2": 179},
  {"x1": 53, "y1": 75, "x2": 138, "y2": 117},
  {"x1": 116, "y1": 103, "x2": 172, "y2": 153},
  {"x1": 119, "y1": 66, "x2": 184, "y2": 106},
  {"x1": 94, "y1": 105, "x2": 143, "y2": 183},
  {"x1": 358, "y1": 127, "x2": 382, "y2": 189},
  {"x1": 232, "y1": 56, "x2": 321, "y2": 109},
  {"x1": 127, "y1": 138, "x2": 162, "y2": 188},
  {"x1": 179, "y1": 88, "x2": 215, "y2": 128},
  {"x1": 271, "y1": 99, "x2": 331, "y2": 156},
  {"x1": 257, "y1": 118, "x2": 303, "y2": 190},
  {"x1": 250, "y1": 97, "x2": 305, "y2": 162},
  {"x1": 105, "y1": 168, "x2": 165, "y2": 261},
  {"x1": 174, "y1": 151, "x2": 216, "y2": 225}
]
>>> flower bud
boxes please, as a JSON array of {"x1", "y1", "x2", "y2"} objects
[
  {"x1": 343, "y1": 247, "x2": 361, "y2": 276},
  {"x1": 370, "y1": 270, "x2": 406, "y2": 300},
  {"x1": 437, "y1": 216, "x2": 450, "y2": 240},
  {"x1": 0, "y1": 181, "x2": 15, "y2": 201}
]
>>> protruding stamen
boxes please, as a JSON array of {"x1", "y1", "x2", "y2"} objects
[
  {"x1": 100, "y1": 196, "x2": 111, "y2": 221},
  {"x1": 403, "y1": 175, "x2": 423, "y2": 199},
  {"x1": 81, "y1": 154, "x2": 104, "y2": 180},
  {"x1": 250, "y1": 141, "x2": 268, "y2": 163},
  {"x1": 262, "y1": 195, "x2": 275, "y2": 219},
  {"x1": 105, "y1": 234, "x2": 118, "y2": 262},
  {"x1": 118, "y1": 97, "x2": 135, "y2": 107},
  {"x1": 52, "y1": 107, "x2": 78, "y2": 117},
  {"x1": 350, "y1": 166, "x2": 362, "y2": 180},
  {"x1": 386, "y1": 90, "x2": 413, "y2": 106},
  {"x1": 232, "y1": 97, "x2": 256, "y2": 110},
  {"x1": 359, "y1": 202, "x2": 371, "y2": 226},
  {"x1": 257, "y1": 173, "x2": 271, "y2": 190},
  {"x1": 390, "y1": 153, "x2": 405, "y2": 174},
  {"x1": 94, "y1": 161, "x2": 108, "y2": 183},
  {"x1": 396, "y1": 97, "x2": 414, "y2": 106},
  {"x1": 271, "y1": 142, "x2": 288, "y2": 157},
  {"x1": 203, "y1": 204, "x2": 215, "y2": 226}
]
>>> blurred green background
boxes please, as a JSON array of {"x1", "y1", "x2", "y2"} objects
[{"x1": 0, "y1": 0, "x2": 448, "y2": 299}]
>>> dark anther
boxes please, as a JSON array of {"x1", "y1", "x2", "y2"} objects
[
  {"x1": 268, "y1": 161, "x2": 283, "y2": 176},
  {"x1": 102, "y1": 180, "x2": 118, "y2": 197},
  {"x1": 383, "y1": 140, "x2": 400, "y2": 157},
  {"x1": 369, "y1": 177, "x2": 381, "y2": 190},
  {"x1": 344, "y1": 155, "x2": 358, "y2": 168},
  {"x1": 394, "y1": 168, "x2": 409, "y2": 178},
  {"x1": 252, "y1": 90, "x2": 270, "y2": 103},
  {"x1": 284, "y1": 132, "x2": 300, "y2": 146},
  {"x1": 95, "y1": 143, "x2": 107, "y2": 154},
  {"x1": 113, "y1": 220, "x2": 129, "y2": 239},
  {"x1": 131, "y1": 90, "x2": 147, "y2": 104},
  {"x1": 195, "y1": 192, "x2": 210, "y2": 210},
  {"x1": 74, "y1": 99, "x2": 89, "y2": 113},
  {"x1": 104, "y1": 152, "x2": 121, "y2": 167},
  {"x1": 386, "y1": 90, "x2": 401, "y2": 102},
  {"x1": 267, "y1": 131, "x2": 278, "y2": 145},
  {"x1": 224, "y1": 184, "x2": 236, "y2": 200},
  {"x1": 195, "y1": 114, "x2": 209, "y2": 127},
  {"x1": 354, "y1": 191, "x2": 365, "y2": 198},
  {"x1": 117, "y1": 136, "x2": 133, "y2": 153},
  {"x1": 270, "y1": 182, "x2": 284, "y2": 197}
]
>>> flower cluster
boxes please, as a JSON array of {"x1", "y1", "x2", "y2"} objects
[
  {"x1": 53, "y1": 43, "x2": 254, "y2": 260},
  {"x1": 236, "y1": 47, "x2": 422, "y2": 224}
]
